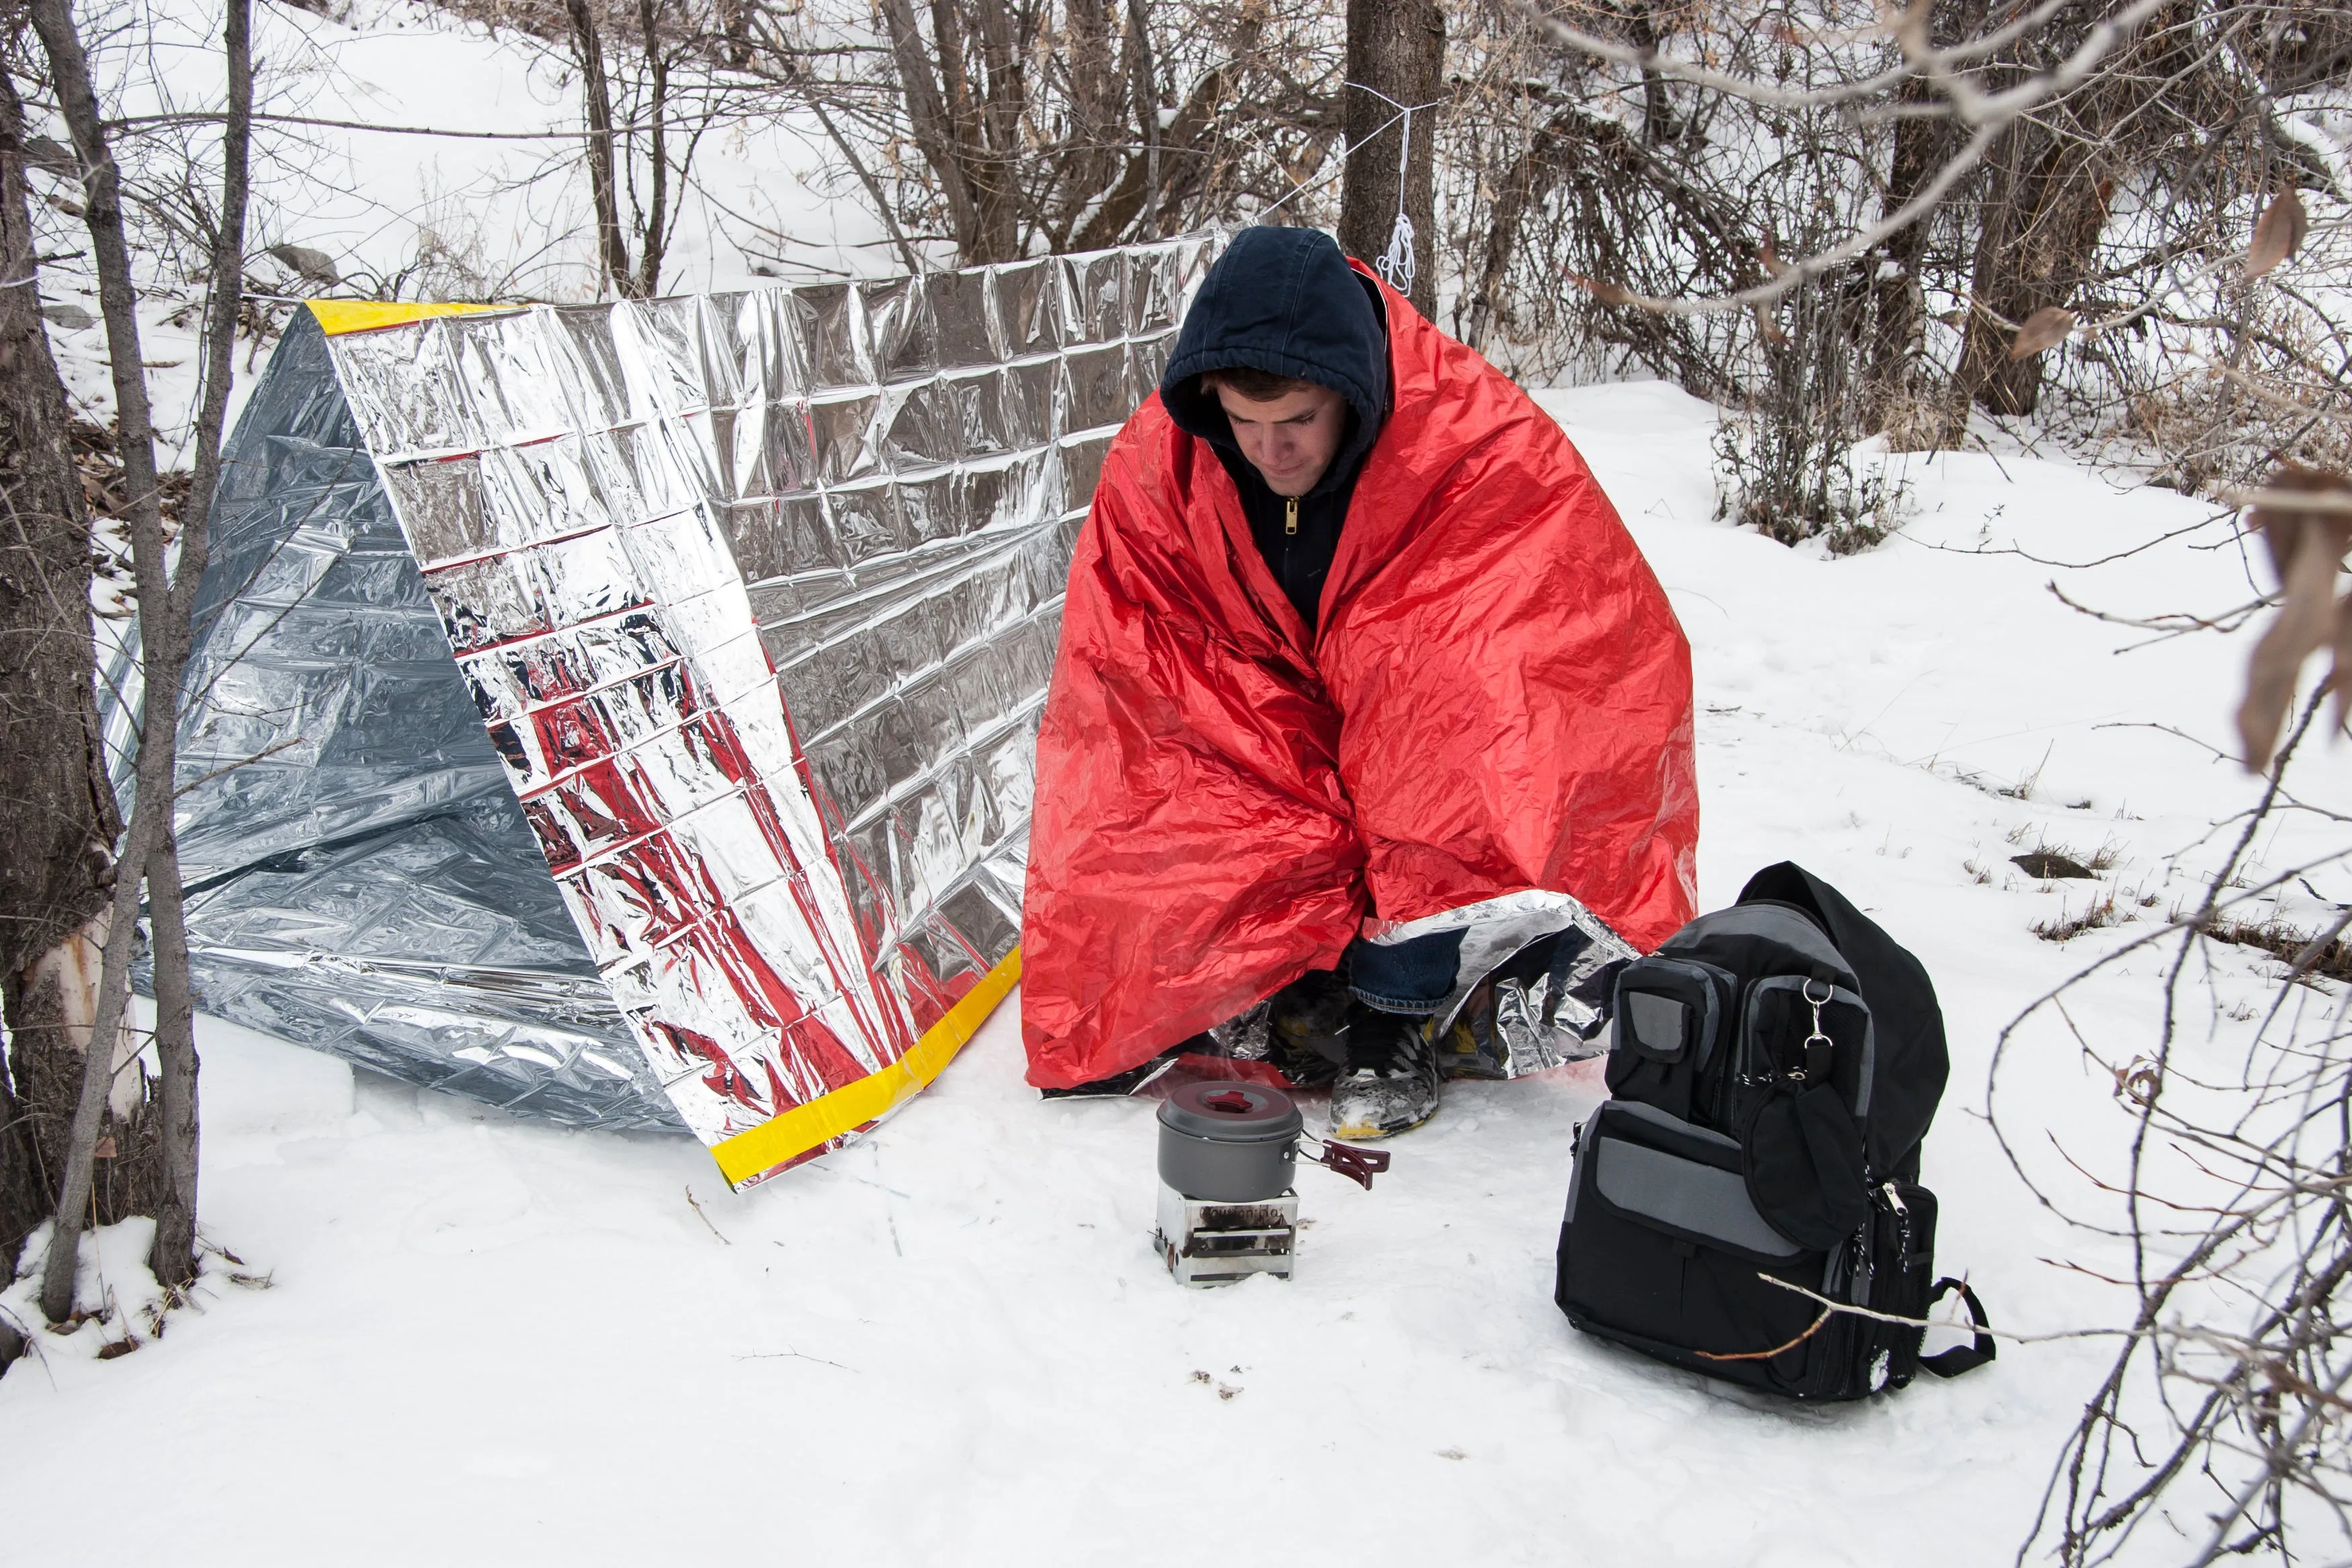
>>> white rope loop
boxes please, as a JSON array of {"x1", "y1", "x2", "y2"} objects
[
  {"x1": 1379, "y1": 209, "x2": 1416, "y2": 297},
  {"x1": 1376, "y1": 101, "x2": 1416, "y2": 295},
  {"x1": 1346, "y1": 82, "x2": 1440, "y2": 297}
]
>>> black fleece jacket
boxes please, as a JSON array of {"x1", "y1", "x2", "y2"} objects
[{"x1": 1159, "y1": 228, "x2": 1391, "y2": 632}]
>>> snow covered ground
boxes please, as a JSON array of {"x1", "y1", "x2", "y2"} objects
[{"x1": 8, "y1": 377, "x2": 2336, "y2": 1565}]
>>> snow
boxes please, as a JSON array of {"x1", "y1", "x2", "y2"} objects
[
  {"x1": 15, "y1": 5, "x2": 2346, "y2": 1551},
  {"x1": 9, "y1": 373, "x2": 2339, "y2": 1564}
]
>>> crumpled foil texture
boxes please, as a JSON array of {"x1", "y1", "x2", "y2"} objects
[
  {"x1": 163, "y1": 239, "x2": 1216, "y2": 1170},
  {"x1": 1363, "y1": 889, "x2": 1637, "y2": 1078}
]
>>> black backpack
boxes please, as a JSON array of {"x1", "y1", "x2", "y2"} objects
[{"x1": 1554, "y1": 863, "x2": 1995, "y2": 1400}]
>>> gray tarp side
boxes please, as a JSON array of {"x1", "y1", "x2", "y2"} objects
[{"x1": 156, "y1": 308, "x2": 674, "y2": 1128}]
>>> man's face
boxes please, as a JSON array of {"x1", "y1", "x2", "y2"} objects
[{"x1": 1212, "y1": 381, "x2": 1348, "y2": 499}]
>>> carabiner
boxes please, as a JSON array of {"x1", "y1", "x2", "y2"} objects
[{"x1": 1792, "y1": 978, "x2": 1835, "y2": 1083}]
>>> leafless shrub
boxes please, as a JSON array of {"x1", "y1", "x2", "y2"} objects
[
  {"x1": 1994, "y1": 458, "x2": 2352, "y2": 1557},
  {"x1": 2032, "y1": 891, "x2": 2124, "y2": 941},
  {"x1": 1994, "y1": 703, "x2": 2352, "y2": 1564},
  {"x1": 422, "y1": 0, "x2": 1346, "y2": 280},
  {"x1": 2204, "y1": 912, "x2": 2352, "y2": 985},
  {"x1": 15, "y1": 0, "x2": 250, "y2": 1322},
  {"x1": 722, "y1": 0, "x2": 1344, "y2": 267},
  {"x1": 1451, "y1": 1, "x2": 2352, "y2": 546}
]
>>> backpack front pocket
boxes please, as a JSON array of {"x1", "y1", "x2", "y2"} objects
[
  {"x1": 1558, "y1": 1101, "x2": 1843, "y2": 1394},
  {"x1": 1606, "y1": 958, "x2": 1736, "y2": 1120}
]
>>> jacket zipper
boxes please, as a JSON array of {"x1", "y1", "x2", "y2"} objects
[{"x1": 1284, "y1": 495, "x2": 1297, "y2": 536}]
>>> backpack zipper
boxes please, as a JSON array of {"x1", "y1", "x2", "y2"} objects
[{"x1": 1284, "y1": 495, "x2": 1298, "y2": 536}]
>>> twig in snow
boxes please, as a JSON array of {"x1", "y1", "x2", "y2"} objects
[
  {"x1": 684, "y1": 1185, "x2": 730, "y2": 1245},
  {"x1": 733, "y1": 1347, "x2": 854, "y2": 1371}
]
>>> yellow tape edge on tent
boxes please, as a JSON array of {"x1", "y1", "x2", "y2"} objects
[
  {"x1": 713, "y1": 946, "x2": 1022, "y2": 1187},
  {"x1": 307, "y1": 300, "x2": 509, "y2": 336}
]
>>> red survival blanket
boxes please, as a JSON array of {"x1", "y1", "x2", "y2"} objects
[{"x1": 1020, "y1": 268, "x2": 1698, "y2": 1088}]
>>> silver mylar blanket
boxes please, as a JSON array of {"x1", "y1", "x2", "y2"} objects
[{"x1": 166, "y1": 238, "x2": 1217, "y2": 1185}]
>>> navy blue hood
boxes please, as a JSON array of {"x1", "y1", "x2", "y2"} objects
[{"x1": 1160, "y1": 227, "x2": 1389, "y2": 492}]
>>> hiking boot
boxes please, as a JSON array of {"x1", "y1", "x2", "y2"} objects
[
  {"x1": 1267, "y1": 969, "x2": 1351, "y2": 1089},
  {"x1": 1329, "y1": 1005, "x2": 1440, "y2": 1139}
]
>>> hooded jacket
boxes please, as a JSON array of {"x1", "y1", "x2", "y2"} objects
[
  {"x1": 1159, "y1": 228, "x2": 1389, "y2": 630},
  {"x1": 1019, "y1": 234, "x2": 1700, "y2": 1089}
]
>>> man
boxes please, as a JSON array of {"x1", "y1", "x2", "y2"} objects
[{"x1": 1020, "y1": 226, "x2": 1698, "y2": 1138}]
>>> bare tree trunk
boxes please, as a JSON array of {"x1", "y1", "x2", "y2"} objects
[
  {"x1": 631, "y1": 0, "x2": 669, "y2": 299},
  {"x1": 879, "y1": 0, "x2": 989, "y2": 258},
  {"x1": 876, "y1": 0, "x2": 1028, "y2": 263},
  {"x1": 28, "y1": 0, "x2": 222, "y2": 1322},
  {"x1": 1622, "y1": 2, "x2": 1676, "y2": 146},
  {"x1": 1951, "y1": 1, "x2": 2195, "y2": 419},
  {"x1": 1953, "y1": 128, "x2": 2110, "y2": 418},
  {"x1": 4, "y1": 919, "x2": 158, "y2": 1249},
  {"x1": 963, "y1": 0, "x2": 1024, "y2": 262},
  {"x1": 0, "y1": 18, "x2": 133, "y2": 1289},
  {"x1": 1069, "y1": 1, "x2": 1266, "y2": 252},
  {"x1": 33, "y1": 803, "x2": 155, "y2": 1320},
  {"x1": 145, "y1": 840, "x2": 197, "y2": 1285},
  {"x1": 567, "y1": 0, "x2": 632, "y2": 293},
  {"x1": 1338, "y1": 0, "x2": 1442, "y2": 320},
  {"x1": 148, "y1": 0, "x2": 249, "y2": 1292},
  {"x1": 1063, "y1": 0, "x2": 1120, "y2": 207},
  {"x1": 1864, "y1": 0, "x2": 1984, "y2": 439},
  {"x1": 1122, "y1": 0, "x2": 1160, "y2": 238},
  {"x1": 1863, "y1": 101, "x2": 1950, "y2": 428},
  {"x1": 718, "y1": 0, "x2": 752, "y2": 69}
]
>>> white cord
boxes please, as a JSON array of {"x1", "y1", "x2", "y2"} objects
[
  {"x1": 1348, "y1": 83, "x2": 1440, "y2": 296},
  {"x1": 1376, "y1": 102, "x2": 1416, "y2": 294}
]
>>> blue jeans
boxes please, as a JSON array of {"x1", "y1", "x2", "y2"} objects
[{"x1": 1344, "y1": 928, "x2": 1465, "y2": 1017}]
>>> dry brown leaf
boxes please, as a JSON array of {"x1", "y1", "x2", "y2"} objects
[
  {"x1": 2238, "y1": 466, "x2": 2352, "y2": 771},
  {"x1": 1759, "y1": 241, "x2": 1790, "y2": 279},
  {"x1": 2247, "y1": 189, "x2": 2309, "y2": 281},
  {"x1": 93, "y1": 1135, "x2": 116, "y2": 1159},
  {"x1": 1568, "y1": 273, "x2": 1634, "y2": 307},
  {"x1": 2008, "y1": 306, "x2": 2077, "y2": 360},
  {"x1": 1753, "y1": 305, "x2": 1790, "y2": 348}
]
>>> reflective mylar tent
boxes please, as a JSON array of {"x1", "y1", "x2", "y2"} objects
[{"x1": 160, "y1": 237, "x2": 1216, "y2": 1189}]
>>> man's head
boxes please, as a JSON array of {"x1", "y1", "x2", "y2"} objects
[
  {"x1": 1201, "y1": 366, "x2": 1349, "y2": 498},
  {"x1": 1158, "y1": 227, "x2": 1390, "y2": 497}
]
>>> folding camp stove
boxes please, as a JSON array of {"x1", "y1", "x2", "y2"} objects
[
  {"x1": 1151, "y1": 1081, "x2": 1387, "y2": 1287},
  {"x1": 1155, "y1": 1184, "x2": 1301, "y2": 1286}
]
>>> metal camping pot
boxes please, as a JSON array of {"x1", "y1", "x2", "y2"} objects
[{"x1": 1157, "y1": 1081, "x2": 1304, "y2": 1202}]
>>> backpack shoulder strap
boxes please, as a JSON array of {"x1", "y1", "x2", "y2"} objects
[{"x1": 1918, "y1": 1277, "x2": 1997, "y2": 1378}]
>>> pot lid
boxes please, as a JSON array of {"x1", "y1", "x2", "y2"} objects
[{"x1": 1157, "y1": 1080, "x2": 1303, "y2": 1143}]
